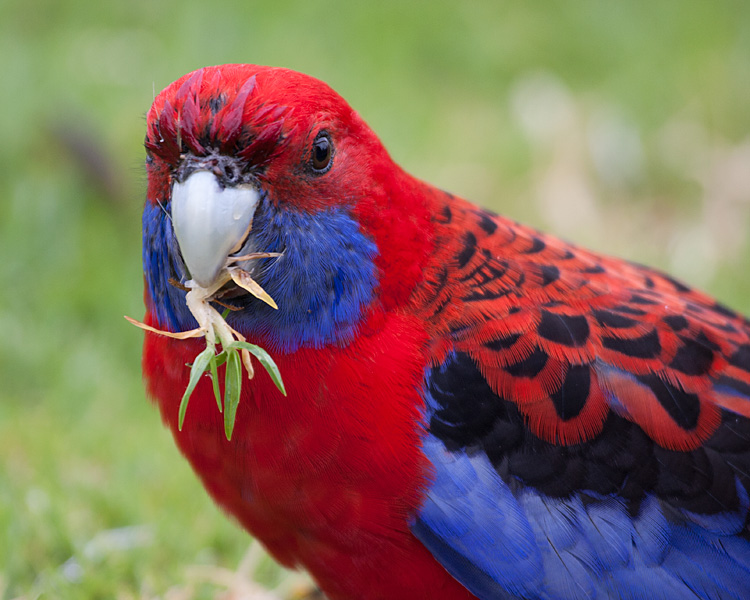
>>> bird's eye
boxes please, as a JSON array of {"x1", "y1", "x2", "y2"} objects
[{"x1": 311, "y1": 133, "x2": 333, "y2": 173}]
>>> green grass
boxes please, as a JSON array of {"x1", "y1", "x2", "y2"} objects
[{"x1": 1, "y1": 1, "x2": 749, "y2": 598}]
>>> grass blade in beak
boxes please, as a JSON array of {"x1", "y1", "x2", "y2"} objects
[
  {"x1": 240, "y1": 348, "x2": 255, "y2": 379},
  {"x1": 228, "y1": 267, "x2": 278, "y2": 310},
  {"x1": 179, "y1": 346, "x2": 215, "y2": 430},
  {"x1": 224, "y1": 350, "x2": 242, "y2": 440},
  {"x1": 124, "y1": 315, "x2": 205, "y2": 339},
  {"x1": 228, "y1": 251, "x2": 283, "y2": 264},
  {"x1": 226, "y1": 341, "x2": 286, "y2": 396}
]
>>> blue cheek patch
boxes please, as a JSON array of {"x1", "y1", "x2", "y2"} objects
[
  {"x1": 228, "y1": 202, "x2": 378, "y2": 352},
  {"x1": 142, "y1": 201, "x2": 195, "y2": 332},
  {"x1": 142, "y1": 197, "x2": 378, "y2": 352}
]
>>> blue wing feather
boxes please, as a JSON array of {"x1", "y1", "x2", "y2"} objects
[
  {"x1": 413, "y1": 353, "x2": 750, "y2": 599},
  {"x1": 414, "y1": 435, "x2": 542, "y2": 599}
]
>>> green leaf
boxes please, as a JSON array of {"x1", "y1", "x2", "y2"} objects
[
  {"x1": 223, "y1": 349, "x2": 242, "y2": 440},
  {"x1": 178, "y1": 347, "x2": 215, "y2": 431},
  {"x1": 209, "y1": 354, "x2": 222, "y2": 413},
  {"x1": 226, "y1": 341, "x2": 287, "y2": 396},
  {"x1": 212, "y1": 350, "x2": 228, "y2": 368}
]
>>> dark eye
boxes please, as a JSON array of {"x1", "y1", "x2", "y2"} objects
[{"x1": 311, "y1": 133, "x2": 333, "y2": 173}]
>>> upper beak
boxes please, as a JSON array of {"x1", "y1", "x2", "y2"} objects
[{"x1": 171, "y1": 170, "x2": 260, "y2": 288}]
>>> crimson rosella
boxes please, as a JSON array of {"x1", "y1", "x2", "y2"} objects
[{"x1": 140, "y1": 64, "x2": 750, "y2": 599}]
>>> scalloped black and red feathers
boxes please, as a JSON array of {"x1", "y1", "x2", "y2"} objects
[{"x1": 416, "y1": 197, "x2": 750, "y2": 452}]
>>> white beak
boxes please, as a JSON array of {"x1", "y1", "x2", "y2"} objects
[{"x1": 171, "y1": 170, "x2": 260, "y2": 288}]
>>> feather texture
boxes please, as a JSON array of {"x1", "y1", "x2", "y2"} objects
[{"x1": 141, "y1": 65, "x2": 750, "y2": 599}]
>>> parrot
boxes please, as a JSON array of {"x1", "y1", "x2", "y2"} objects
[{"x1": 139, "y1": 64, "x2": 750, "y2": 599}]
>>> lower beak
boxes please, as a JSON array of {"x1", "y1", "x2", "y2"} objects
[{"x1": 171, "y1": 171, "x2": 260, "y2": 288}]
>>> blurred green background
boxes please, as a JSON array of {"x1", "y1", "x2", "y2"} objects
[{"x1": 1, "y1": 1, "x2": 749, "y2": 598}]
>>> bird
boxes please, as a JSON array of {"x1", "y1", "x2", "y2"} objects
[{"x1": 139, "y1": 64, "x2": 750, "y2": 599}]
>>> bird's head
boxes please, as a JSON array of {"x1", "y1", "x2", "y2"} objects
[{"x1": 142, "y1": 64, "x2": 434, "y2": 352}]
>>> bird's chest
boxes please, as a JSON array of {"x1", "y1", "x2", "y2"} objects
[
  {"x1": 174, "y1": 389, "x2": 384, "y2": 562},
  {"x1": 143, "y1": 310, "x2": 434, "y2": 567}
]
